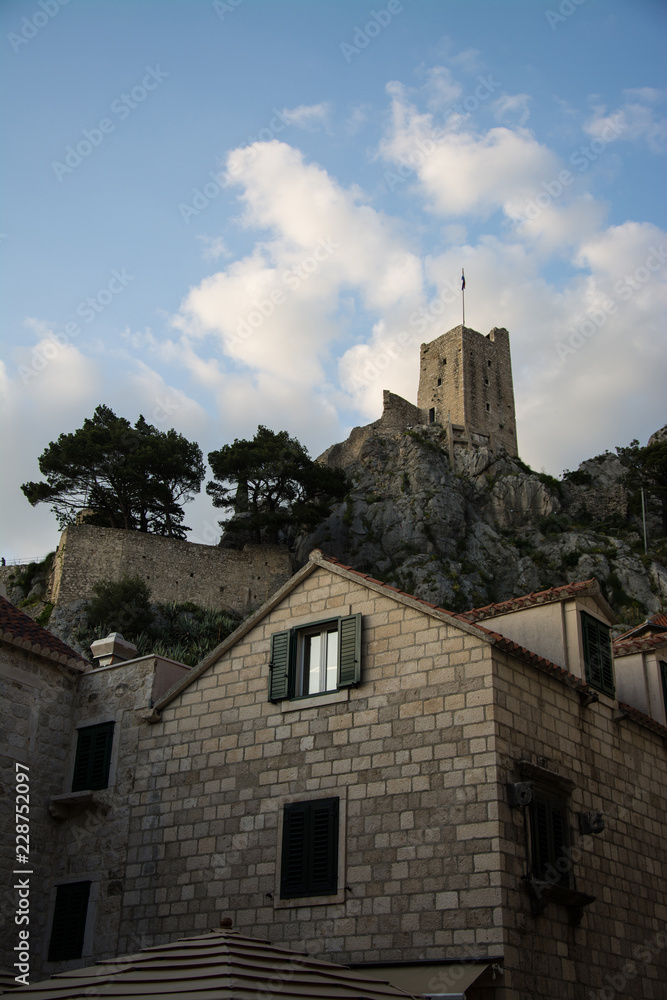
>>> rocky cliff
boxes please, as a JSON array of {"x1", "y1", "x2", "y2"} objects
[{"x1": 299, "y1": 423, "x2": 667, "y2": 627}]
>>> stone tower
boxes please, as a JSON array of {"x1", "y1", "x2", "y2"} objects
[{"x1": 417, "y1": 324, "x2": 518, "y2": 457}]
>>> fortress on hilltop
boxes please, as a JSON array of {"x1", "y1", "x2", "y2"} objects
[{"x1": 321, "y1": 324, "x2": 519, "y2": 467}]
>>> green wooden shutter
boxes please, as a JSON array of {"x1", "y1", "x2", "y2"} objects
[
  {"x1": 269, "y1": 630, "x2": 292, "y2": 702},
  {"x1": 310, "y1": 798, "x2": 339, "y2": 894},
  {"x1": 72, "y1": 722, "x2": 114, "y2": 792},
  {"x1": 281, "y1": 798, "x2": 339, "y2": 898},
  {"x1": 660, "y1": 661, "x2": 667, "y2": 716},
  {"x1": 48, "y1": 881, "x2": 91, "y2": 961},
  {"x1": 530, "y1": 796, "x2": 551, "y2": 880},
  {"x1": 581, "y1": 612, "x2": 614, "y2": 697},
  {"x1": 281, "y1": 802, "x2": 308, "y2": 897},
  {"x1": 338, "y1": 614, "x2": 361, "y2": 687},
  {"x1": 550, "y1": 801, "x2": 569, "y2": 887}
]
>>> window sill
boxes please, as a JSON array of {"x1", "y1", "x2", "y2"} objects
[
  {"x1": 274, "y1": 887, "x2": 347, "y2": 909},
  {"x1": 526, "y1": 878, "x2": 596, "y2": 924},
  {"x1": 279, "y1": 688, "x2": 350, "y2": 713},
  {"x1": 48, "y1": 789, "x2": 111, "y2": 820}
]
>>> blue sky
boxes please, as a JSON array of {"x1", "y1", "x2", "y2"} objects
[{"x1": 2, "y1": 0, "x2": 666, "y2": 561}]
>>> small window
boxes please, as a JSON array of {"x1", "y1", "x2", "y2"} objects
[
  {"x1": 529, "y1": 790, "x2": 569, "y2": 886},
  {"x1": 281, "y1": 798, "x2": 339, "y2": 898},
  {"x1": 581, "y1": 612, "x2": 614, "y2": 697},
  {"x1": 269, "y1": 616, "x2": 361, "y2": 702},
  {"x1": 487, "y1": 359, "x2": 491, "y2": 367},
  {"x1": 484, "y1": 377, "x2": 489, "y2": 386},
  {"x1": 429, "y1": 407, "x2": 436, "y2": 423},
  {"x1": 485, "y1": 402, "x2": 490, "y2": 412},
  {"x1": 437, "y1": 377, "x2": 442, "y2": 386},
  {"x1": 72, "y1": 722, "x2": 114, "y2": 792},
  {"x1": 48, "y1": 882, "x2": 91, "y2": 961},
  {"x1": 660, "y1": 661, "x2": 667, "y2": 714}
]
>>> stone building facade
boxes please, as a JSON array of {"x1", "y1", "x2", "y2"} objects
[
  {"x1": 0, "y1": 599, "x2": 189, "y2": 985},
  {"x1": 48, "y1": 524, "x2": 292, "y2": 616},
  {"x1": 108, "y1": 553, "x2": 665, "y2": 1000}
]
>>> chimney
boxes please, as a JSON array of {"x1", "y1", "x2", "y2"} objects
[{"x1": 90, "y1": 632, "x2": 139, "y2": 667}]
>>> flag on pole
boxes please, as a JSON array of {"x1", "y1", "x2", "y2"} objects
[{"x1": 461, "y1": 270, "x2": 465, "y2": 290}]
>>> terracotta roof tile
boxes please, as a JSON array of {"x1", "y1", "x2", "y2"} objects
[
  {"x1": 458, "y1": 580, "x2": 599, "y2": 623},
  {"x1": 0, "y1": 595, "x2": 87, "y2": 669},
  {"x1": 617, "y1": 701, "x2": 667, "y2": 740},
  {"x1": 615, "y1": 612, "x2": 667, "y2": 641},
  {"x1": 613, "y1": 633, "x2": 667, "y2": 655}
]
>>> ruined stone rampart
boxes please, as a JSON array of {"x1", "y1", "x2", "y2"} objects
[{"x1": 49, "y1": 525, "x2": 292, "y2": 615}]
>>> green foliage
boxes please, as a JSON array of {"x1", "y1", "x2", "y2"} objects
[
  {"x1": 562, "y1": 468, "x2": 593, "y2": 486},
  {"x1": 22, "y1": 405, "x2": 205, "y2": 539},
  {"x1": 134, "y1": 602, "x2": 239, "y2": 667},
  {"x1": 35, "y1": 602, "x2": 54, "y2": 626},
  {"x1": 617, "y1": 438, "x2": 667, "y2": 535},
  {"x1": 207, "y1": 425, "x2": 348, "y2": 545},
  {"x1": 86, "y1": 575, "x2": 154, "y2": 640}
]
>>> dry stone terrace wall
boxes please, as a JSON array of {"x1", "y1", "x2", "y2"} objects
[
  {"x1": 49, "y1": 524, "x2": 292, "y2": 615},
  {"x1": 121, "y1": 567, "x2": 503, "y2": 972},
  {"x1": 494, "y1": 650, "x2": 667, "y2": 999}
]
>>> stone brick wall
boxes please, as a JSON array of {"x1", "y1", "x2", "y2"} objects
[
  {"x1": 120, "y1": 566, "x2": 505, "y2": 982},
  {"x1": 418, "y1": 326, "x2": 519, "y2": 457},
  {"x1": 0, "y1": 644, "x2": 78, "y2": 981},
  {"x1": 49, "y1": 525, "x2": 292, "y2": 615},
  {"x1": 494, "y1": 650, "x2": 667, "y2": 999}
]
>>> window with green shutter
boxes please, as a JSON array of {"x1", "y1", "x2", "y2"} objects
[
  {"x1": 269, "y1": 615, "x2": 361, "y2": 702},
  {"x1": 48, "y1": 881, "x2": 91, "y2": 961},
  {"x1": 72, "y1": 721, "x2": 114, "y2": 792},
  {"x1": 581, "y1": 611, "x2": 615, "y2": 697},
  {"x1": 280, "y1": 798, "x2": 339, "y2": 898}
]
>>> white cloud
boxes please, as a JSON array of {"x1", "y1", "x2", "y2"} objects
[
  {"x1": 278, "y1": 102, "x2": 332, "y2": 131},
  {"x1": 585, "y1": 89, "x2": 667, "y2": 152},
  {"x1": 493, "y1": 93, "x2": 531, "y2": 127}
]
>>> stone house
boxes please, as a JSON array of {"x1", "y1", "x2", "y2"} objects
[
  {"x1": 109, "y1": 550, "x2": 666, "y2": 1000},
  {"x1": 0, "y1": 597, "x2": 189, "y2": 986}
]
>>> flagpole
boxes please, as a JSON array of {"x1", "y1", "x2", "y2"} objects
[{"x1": 461, "y1": 269, "x2": 465, "y2": 329}]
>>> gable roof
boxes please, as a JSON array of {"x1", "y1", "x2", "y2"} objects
[
  {"x1": 615, "y1": 612, "x2": 667, "y2": 641},
  {"x1": 153, "y1": 549, "x2": 595, "y2": 714},
  {"x1": 458, "y1": 579, "x2": 617, "y2": 625},
  {"x1": 11, "y1": 929, "x2": 419, "y2": 999},
  {"x1": 0, "y1": 595, "x2": 87, "y2": 671}
]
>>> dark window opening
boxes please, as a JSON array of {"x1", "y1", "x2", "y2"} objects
[
  {"x1": 48, "y1": 882, "x2": 91, "y2": 962},
  {"x1": 485, "y1": 403, "x2": 490, "y2": 412},
  {"x1": 487, "y1": 359, "x2": 491, "y2": 367},
  {"x1": 484, "y1": 377, "x2": 489, "y2": 386},
  {"x1": 281, "y1": 798, "x2": 339, "y2": 898},
  {"x1": 429, "y1": 407, "x2": 436, "y2": 423},
  {"x1": 529, "y1": 791, "x2": 569, "y2": 887},
  {"x1": 437, "y1": 377, "x2": 442, "y2": 386},
  {"x1": 72, "y1": 722, "x2": 114, "y2": 792},
  {"x1": 659, "y1": 661, "x2": 667, "y2": 714},
  {"x1": 581, "y1": 612, "x2": 614, "y2": 697}
]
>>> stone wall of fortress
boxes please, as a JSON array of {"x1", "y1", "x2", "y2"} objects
[{"x1": 48, "y1": 525, "x2": 293, "y2": 616}]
